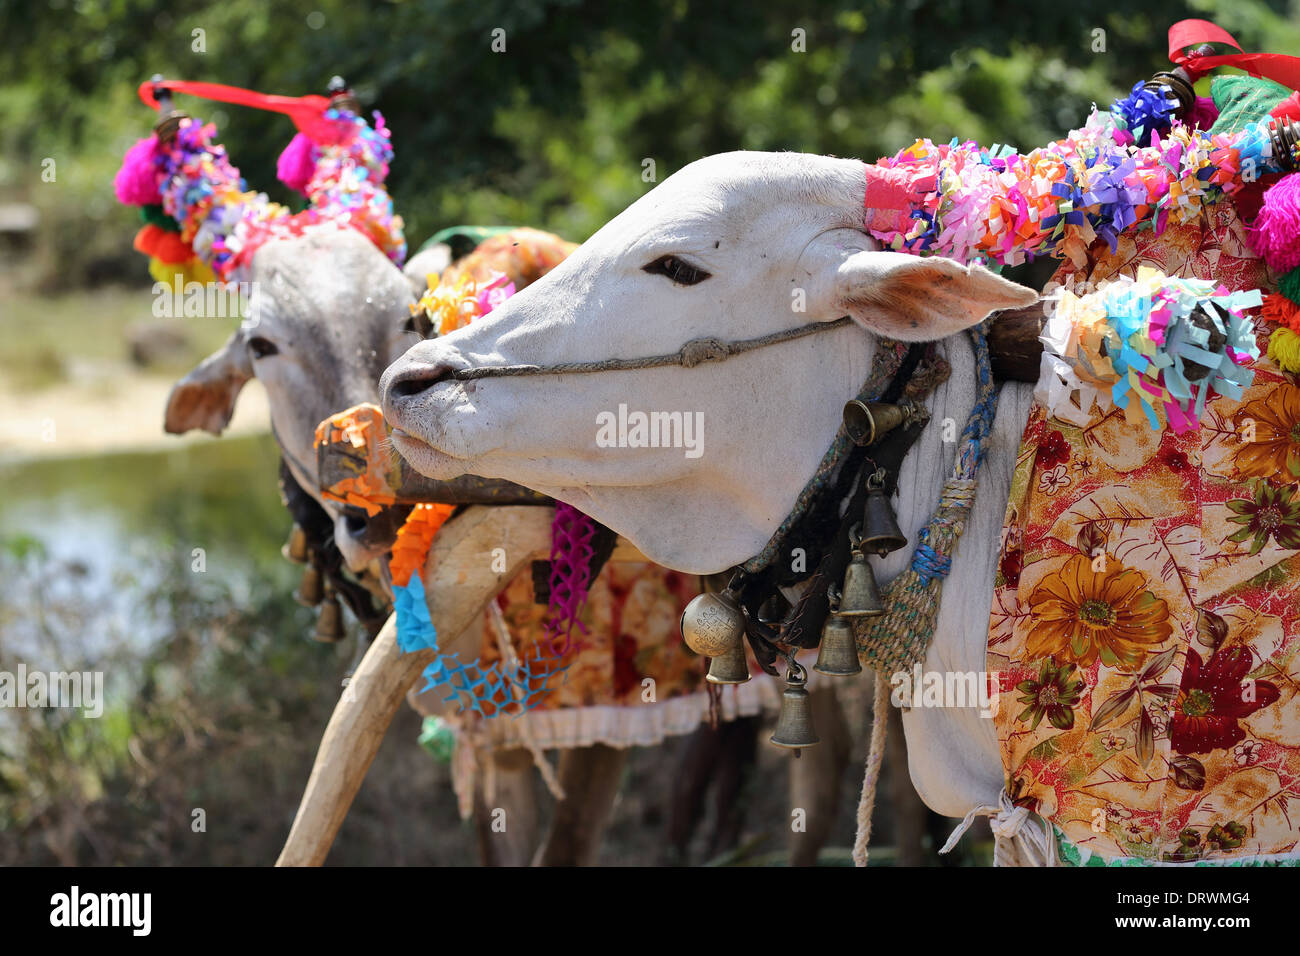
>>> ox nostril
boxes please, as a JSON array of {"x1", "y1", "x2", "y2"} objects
[
  {"x1": 343, "y1": 514, "x2": 368, "y2": 539},
  {"x1": 389, "y1": 365, "x2": 450, "y2": 400}
]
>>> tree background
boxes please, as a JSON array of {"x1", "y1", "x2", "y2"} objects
[
  {"x1": 1, "y1": 0, "x2": 1298, "y2": 865},
  {"x1": 4, "y1": 0, "x2": 1299, "y2": 288}
]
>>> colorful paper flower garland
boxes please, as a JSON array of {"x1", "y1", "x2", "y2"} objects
[
  {"x1": 1037, "y1": 267, "x2": 1262, "y2": 432},
  {"x1": 865, "y1": 105, "x2": 1288, "y2": 269},
  {"x1": 865, "y1": 73, "x2": 1300, "y2": 381},
  {"x1": 114, "y1": 107, "x2": 405, "y2": 284}
]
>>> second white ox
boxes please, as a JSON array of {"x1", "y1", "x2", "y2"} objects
[{"x1": 380, "y1": 151, "x2": 1040, "y2": 830}]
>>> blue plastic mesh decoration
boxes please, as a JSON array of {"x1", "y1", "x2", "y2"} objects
[{"x1": 393, "y1": 574, "x2": 569, "y2": 718}]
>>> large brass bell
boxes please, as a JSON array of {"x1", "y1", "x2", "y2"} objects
[
  {"x1": 815, "y1": 590, "x2": 863, "y2": 677},
  {"x1": 838, "y1": 536, "x2": 885, "y2": 618},
  {"x1": 770, "y1": 663, "x2": 819, "y2": 751},
  {"x1": 861, "y1": 472, "x2": 907, "y2": 557},
  {"x1": 706, "y1": 637, "x2": 751, "y2": 684},
  {"x1": 680, "y1": 588, "x2": 747, "y2": 658},
  {"x1": 314, "y1": 593, "x2": 346, "y2": 643},
  {"x1": 295, "y1": 565, "x2": 325, "y2": 606},
  {"x1": 283, "y1": 524, "x2": 309, "y2": 564},
  {"x1": 843, "y1": 400, "x2": 907, "y2": 447}
]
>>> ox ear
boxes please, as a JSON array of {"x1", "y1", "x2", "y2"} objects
[
  {"x1": 164, "y1": 331, "x2": 253, "y2": 435},
  {"x1": 824, "y1": 239, "x2": 1037, "y2": 341}
]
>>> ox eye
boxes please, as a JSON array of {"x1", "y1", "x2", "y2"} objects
[
  {"x1": 247, "y1": 336, "x2": 278, "y2": 359},
  {"x1": 642, "y1": 255, "x2": 711, "y2": 286}
]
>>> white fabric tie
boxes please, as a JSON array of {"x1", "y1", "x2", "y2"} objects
[{"x1": 939, "y1": 788, "x2": 1058, "y2": 866}]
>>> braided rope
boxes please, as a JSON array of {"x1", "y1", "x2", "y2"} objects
[{"x1": 851, "y1": 674, "x2": 892, "y2": 867}]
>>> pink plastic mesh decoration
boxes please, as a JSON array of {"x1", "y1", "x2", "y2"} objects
[{"x1": 544, "y1": 502, "x2": 598, "y2": 657}]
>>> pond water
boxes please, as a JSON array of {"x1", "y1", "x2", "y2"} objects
[{"x1": 0, "y1": 434, "x2": 297, "y2": 664}]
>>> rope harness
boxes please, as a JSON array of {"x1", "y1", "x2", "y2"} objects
[{"x1": 450, "y1": 317, "x2": 855, "y2": 379}]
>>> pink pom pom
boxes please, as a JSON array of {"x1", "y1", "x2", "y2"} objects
[
  {"x1": 1248, "y1": 172, "x2": 1300, "y2": 273},
  {"x1": 114, "y1": 135, "x2": 162, "y2": 206},
  {"x1": 276, "y1": 132, "x2": 317, "y2": 195}
]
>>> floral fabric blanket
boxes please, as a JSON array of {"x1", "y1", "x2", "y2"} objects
[{"x1": 989, "y1": 202, "x2": 1300, "y2": 864}]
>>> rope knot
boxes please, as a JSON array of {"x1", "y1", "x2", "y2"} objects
[{"x1": 678, "y1": 337, "x2": 729, "y2": 367}]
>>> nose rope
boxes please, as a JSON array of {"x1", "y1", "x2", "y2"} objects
[{"x1": 448, "y1": 316, "x2": 855, "y2": 380}]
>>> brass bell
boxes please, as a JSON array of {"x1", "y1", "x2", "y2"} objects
[
  {"x1": 861, "y1": 486, "x2": 907, "y2": 557},
  {"x1": 680, "y1": 588, "x2": 747, "y2": 658},
  {"x1": 313, "y1": 594, "x2": 346, "y2": 643},
  {"x1": 706, "y1": 636, "x2": 751, "y2": 684},
  {"x1": 770, "y1": 665, "x2": 819, "y2": 751},
  {"x1": 843, "y1": 400, "x2": 907, "y2": 447},
  {"x1": 283, "y1": 524, "x2": 309, "y2": 564},
  {"x1": 838, "y1": 539, "x2": 885, "y2": 618},
  {"x1": 815, "y1": 595, "x2": 862, "y2": 677},
  {"x1": 295, "y1": 565, "x2": 324, "y2": 606}
]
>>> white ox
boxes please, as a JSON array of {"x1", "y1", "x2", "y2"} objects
[{"x1": 380, "y1": 151, "x2": 1042, "y2": 839}]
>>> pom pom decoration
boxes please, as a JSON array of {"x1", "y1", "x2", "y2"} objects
[
  {"x1": 1278, "y1": 265, "x2": 1300, "y2": 306},
  {"x1": 1260, "y1": 291, "x2": 1300, "y2": 332},
  {"x1": 114, "y1": 135, "x2": 163, "y2": 205},
  {"x1": 133, "y1": 223, "x2": 195, "y2": 264},
  {"x1": 1035, "y1": 267, "x2": 1262, "y2": 433},
  {"x1": 276, "y1": 131, "x2": 317, "y2": 195},
  {"x1": 1268, "y1": 326, "x2": 1300, "y2": 373},
  {"x1": 1247, "y1": 172, "x2": 1300, "y2": 273},
  {"x1": 114, "y1": 107, "x2": 406, "y2": 285}
]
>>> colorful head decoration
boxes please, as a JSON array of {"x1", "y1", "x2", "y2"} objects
[{"x1": 113, "y1": 81, "x2": 405, "y2": 285}]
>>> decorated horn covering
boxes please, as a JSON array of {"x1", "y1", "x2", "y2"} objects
[
  {"x1": 859, "y1": 18, "x2": 1300, "y2": 270},
  {"x1": 113, "y1": 78, "x2": 405, "y2": 286}
]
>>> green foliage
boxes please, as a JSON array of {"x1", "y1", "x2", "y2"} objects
[{"x1": 3, "y1": 0, "x2": 1298, "y2": 286}]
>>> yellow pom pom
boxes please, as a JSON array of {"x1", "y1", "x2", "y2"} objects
[{"x1": 1267, "y1": 327, "x2": 1300, "y2": 373}]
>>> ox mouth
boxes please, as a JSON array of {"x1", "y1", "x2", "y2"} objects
[{"x1": 388, "y1": 425, "x2": 471, "y2": 480}]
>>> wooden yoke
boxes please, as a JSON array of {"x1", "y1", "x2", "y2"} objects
[{"x1": 276, "y1": 504, "x2": 555, "y2": 866}]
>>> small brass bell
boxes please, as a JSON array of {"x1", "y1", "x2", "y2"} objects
[
  {"x1": 283, "y1": 524, "x2": 309, "y2": 564},
  {"x1": 861, "y1": 486, "x2": 907, "y2": 557},
  {"x1": 706, "y1": 636, "x2": 751, "y2": 684},
  {"x1": 815, "y1": 593, "x2": 862, "y2": 677},
  {"x1": 295, "y1": 565, "x2": 325, "y2": 606},
  {"x1": 770, "y1": 664, "x2": 819, "y2": 751},
  {"x1": 838, "y1": 539, "x2": 885, "y2": 618},
  {"x1": 680, "y1": 588, "x2": 747, "y2": 658},
  {"x1": 843, "y1": 400, "x2": 907, "y2": 447},
  {"x1": 314, "y1": 594, "x2": 346, "y2": 643}
]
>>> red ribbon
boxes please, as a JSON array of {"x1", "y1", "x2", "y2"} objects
[
  {"x1": 1169, "y1": 18, "x2": 1300, "y2": 92},
  {"x1": 136, "y1": 79, "x2": 339, "y2": 144}
]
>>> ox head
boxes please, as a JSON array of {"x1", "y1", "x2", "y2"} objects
[
  {"x1": 166, "y1": 228, "x2": 419, "y2": 569},
  {"x1": 381, "y1": 151, "x2": 1036, "y2": 573}
]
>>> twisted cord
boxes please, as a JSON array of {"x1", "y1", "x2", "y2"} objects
[{"x1": 851, "y1": 674, "x2": 892, "y2": 867}]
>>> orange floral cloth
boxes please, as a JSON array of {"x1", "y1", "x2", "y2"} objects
[
  {"x1": 472, "y1": 560, "x2": 707, "y2": 715},
  {"x1": 990, "y1": 203, "x2": 1300, "y2": 863}
]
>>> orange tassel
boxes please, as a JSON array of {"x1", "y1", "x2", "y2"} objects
[{"x1": 1260, "y1": 292, "x2": 1300, "y2": 333}]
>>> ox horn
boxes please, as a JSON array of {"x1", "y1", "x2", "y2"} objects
[{"x1": 276, "y1": 504, "x2": 556, "y2": 867}]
